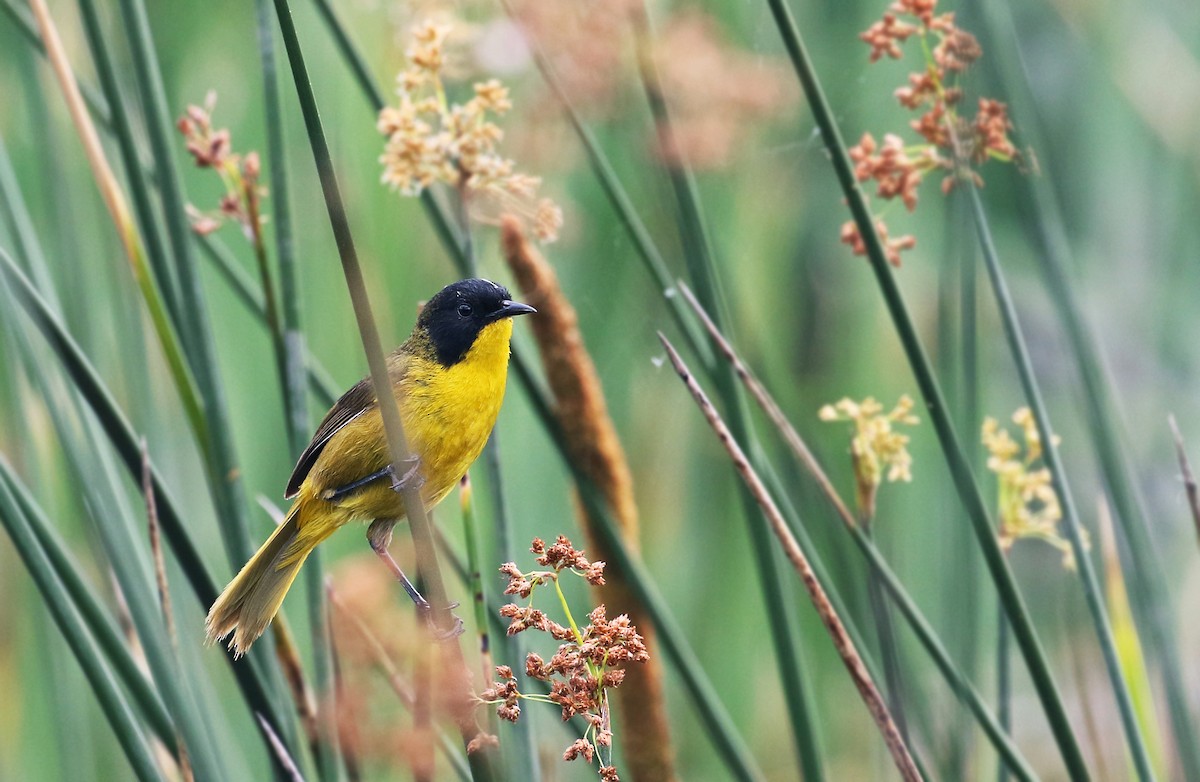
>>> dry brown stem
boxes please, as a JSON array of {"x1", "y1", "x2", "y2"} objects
[
  {"x1": 501, "y1": 216, "x2": 676, "y2": 782},
  {"x1": 659, "y1": 334, "x2": 920, "y2": 782}
]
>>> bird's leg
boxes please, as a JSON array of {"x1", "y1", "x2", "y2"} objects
[
  {"x1": 387, "y1": 455, "x2": 425, "y2": 494},
  {"x1": 322, "y1": 456, "x2": 424, "y2": 503},
  {"x1": 366, "y1": 519, "x2": 464, "y2": 640}
]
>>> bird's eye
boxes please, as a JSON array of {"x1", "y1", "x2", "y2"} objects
[{"x1": 457, "y1": 303, "x2": 473, "y2": 318}]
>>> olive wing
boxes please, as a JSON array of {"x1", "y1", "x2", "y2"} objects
[{"x1": 284, "y1": 377, "x2": 376, "y2": 499}]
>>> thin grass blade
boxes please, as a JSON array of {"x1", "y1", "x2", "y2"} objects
[
  {"x1": 0, "y1": 470, "x2": 166, "y2": 782},
  {"x1": 761, "y1": 2, "x2": 1089, "y2": 775}
]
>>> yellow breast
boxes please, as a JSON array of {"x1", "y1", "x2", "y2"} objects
[
  {"x1": 400, "y1": 318, "x2": 513, "y2": 507},
  {"x1": 300, "y1": 318, "x2": 513, "y2": 526}
]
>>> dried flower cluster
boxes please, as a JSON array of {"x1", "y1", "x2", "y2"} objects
[
  {"x1": 378, "y1": 20, "x2": 562, "y2": 241},
  {"x1": 479, "y1": 536, "x2": 647, "y2": 781},
  {"x1": 328, "y1": 555, "x2": 475, "y2": 776},
  {"x1": 983, "y1": 408, "x2": 1082, "y2": 569},
  {"x1": 508, "y1": 0, "x2": 639, "y2": 112},
  {"x1": 843, "y1": 0, "x2": 1021, "y2": 266},
  {"x1": 650, "y1": 10, "x2": 798, "y2": 169},
  {"x1": 820, "y1": 395, "x2": 919, "y2": 520},
  {"x1": 177, "y1": 92, "x2": 266, "y2": 241}
]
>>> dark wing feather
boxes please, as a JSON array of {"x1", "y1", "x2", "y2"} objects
[{"x1": 284, "y1": 377, "x2": 376, "y2": 498}]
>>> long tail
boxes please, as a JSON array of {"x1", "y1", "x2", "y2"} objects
[{"x1": 205, "y1": 504, "x2": 315, "y2": 657}]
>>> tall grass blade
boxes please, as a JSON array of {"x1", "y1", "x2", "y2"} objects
[
  {"x1": 0, "y1": 469, "x2": 166, "y2": 782},
  {"x1": 108, "y1": 0, "x2": 261, "y2": 576},
  {"x1": 250, "y1": 0, "x2": 339, "y2": 778},
  {"x1": 969, "y1": 3, "x2": 1200, "y2": 773},
  {"x1": 761, "y1": 0, "x2": 1088, "y2": 776},
  {"x1": 966, "y1": 184, "x2": 1156, "y2": 780},
  {"x1": 297, "y1": 6, "x2": 769, "y2": 778},
  {"x1": 679, "y1": 281, "x2": 1037, "y2": 780},
  {"x1": 0, "y1": 249, "x2": 298, "y2": 769},
  {"x1": 1, "y1": 0, "x2": 113, "y2": 128},
  {"x1": 0, "y1": 455, "x2": 176, "y2": 751},
  {"x1": 192, "y1": 233, "x2": 340, "y2": 406},
  {"x1": 4, "y1": 305, "x2": 231, "y2": 782},
  {"x1": 35, "y1": 0, "x2": 208, "y2": 453},
  {"x1": 70, "y1": 0, "x2": 186, "y2": 341},
  {"x1": 660, "y1": 334, "x2": 920, "y2": 782},
  {"x1": 269, "y1": 3, "x2": 500, "y2": 777},
  {"x1": 632, "y1": 10, "x2": 828, "y2": 777}
]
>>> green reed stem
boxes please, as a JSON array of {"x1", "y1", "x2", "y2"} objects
[
  {"x1": 680, "y1": 281, "x2": 1037, "y2": 780},
  {"x1": 110, "y1": 0, "x2": 260, "y2": 572},
  {"x1": 966, "y1": 184, "x2": 1155, "y2": 780},
  {"x1": 0, "y1": 455, "x2": 176, "y2": 751},
  {"x1": 762, "y1": 1, "x2": 1088, "y2": 776},
  {"x1": 250, "y1": 1, "x2": 339, "y2": 779},
  {"x1": 968, "y1": 2, "x2": 1200, "y2": 774},
  {"x1": 269, "y1": 3, "x2": 501, "y2": 778},
  {"x1": 511, "y1": 372, "x2": 766, "y2": 782},
  {"x1": 301, "y1": 5, "x2": 765, "y2": 777},
  {"x1": 67, "y1": 0, "x2": 184, "y2": 333},
  {"x1": 0, "y1": 470, "x2": 165, "y2": 782},
  {"x1": 632, "y1": 9, "x2": 831, "y2": 778},
  {"x1": 0, "y1": 251, "x2": 297, "y2": 772}
]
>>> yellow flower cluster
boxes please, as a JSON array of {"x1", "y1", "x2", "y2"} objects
[
  {"x1": 982, "y1": 407, "x2": 1080, "y2": 569},
  {"x1": 377, "y1": 20, "x2": 562, "y2": 241},
  {"x1": 819, "y1": 395, "x2": 918, "y2": 519}
]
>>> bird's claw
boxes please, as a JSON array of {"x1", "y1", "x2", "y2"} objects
[
  {"x1": 417, "y1": 602, "x2": 466, "y2": 641},
  {"x1": 388, "y1": 456, "x2": 425, "y2": 494}
]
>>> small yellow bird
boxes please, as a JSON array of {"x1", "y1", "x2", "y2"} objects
[{"x1": 206, "y1": 278, "x2": 535, "y2": 656}]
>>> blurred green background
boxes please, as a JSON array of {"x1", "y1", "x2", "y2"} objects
[{"x1": 1, "y1": 0, "x2": 1199, "y2": 779}]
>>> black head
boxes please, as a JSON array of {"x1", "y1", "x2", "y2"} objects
[{"x1": 417, "y1": 278, "x2": 535, "y2": 367}]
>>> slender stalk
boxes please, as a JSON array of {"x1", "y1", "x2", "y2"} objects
[
  {"x1": 326, "y1": 586, "x2": 473, "y2": 782},
  {"x1": 677, "y1": 282, "x2": 1036, "y2": 780},
  {"x1": 0, "y1": 472, "x2": 166, "y2": 782},
  {"x1": 0, "y1": 251, "x2": 297, "y2": 768},
  {"x1": 33, "y1": 0, "x2": 207, "y2": 452},
  {"x1": 966, "y1": 184, "x2": 1155, "y2": 780},
  {"x1": 192, "y1": 233, "x2": 341, "y2": 406},
  {"x1": 300, "y1": 6, "x2": 766, "y2": 778},
  {"x1": 142, "y1": 441, "x2": 195, "y2": 782},
  {"x1": 762, "y1": 2, "x2": 1088, "y2": 775},
  {"x1": 997, "y1": 604, "x2": 1011, "y2": 782},
  {"x1": 632, "y1": 11, "x2": 826, "y2": 777},
  {"x1": 110, "y1": 0, "x2": 259, "y2": 574},
  {"x1": 1169, "y1": 417, "x2": 1200, "y2": 544},
  {"x1": 0, "y1": 0, "x2": 114, "y2": 130},
  {"x1": 862, "y1": 523, "x2": 911, "y2": 746},
  {"x1": 971, "y1": 3, "x2": 1200, "y2": 768},
  {"x1": 257, "y1": 715, "x2": 305, "y2": 782},
  {"x1": 0, "y1": 457, "x2": 175, "y2": 751},
  {"x1": 660, "y1": 334, "x2": 920, "y2": 782},
  {"x1": 251, "y1": 1, "x2": 338, "y2": 779},
  {"x1": 511, "y1": 352, "x2": 766, "y2": 781},
  {"x1": 497, "y1": 0, "x2": 713, "y2": 369},
  {"x1": 460, "y1": 476, "x2": 494, "y2": 685},
  {"x1": 269, "y1": 3, "x2": 498, "y2": 777}
]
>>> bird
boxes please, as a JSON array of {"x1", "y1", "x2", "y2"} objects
[{"x1": 205, "y1": 278, "x2": 535, "y2": 656}]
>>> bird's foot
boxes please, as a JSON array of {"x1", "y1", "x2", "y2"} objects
[
  {"x1": 419, "y1": 603, "x2": 466, "y2": 641},
  {"x1": 388, "y1": 455, "x2": 425, "y2": 494}
]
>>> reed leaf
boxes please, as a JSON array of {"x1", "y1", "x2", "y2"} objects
[
  {"x1": 0, "y1": 469, "x2": 166, "y2": 782},
  {"x1": 630, "y1": 11, "x2": 830, "y2": 777},
  {"x1": 303, "y1": 6, "x2": 767, "y2": 778},
  {"x1": 0, "y1": 249, "x2": 298, "y2": 770},
  {"x1": 967, "y1": 2, "x2": 1200, "y2": 774},
  {"x1": 966, "y1": 185, "x2": 1156, "y2": 779},
  {"x1": 761, "y1": 0, "x2": 1088, "y2": 776}
]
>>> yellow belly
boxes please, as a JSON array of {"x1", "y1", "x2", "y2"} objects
[{"x1": 294, "y1": 319, "x2": 512, "y2": 540}]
